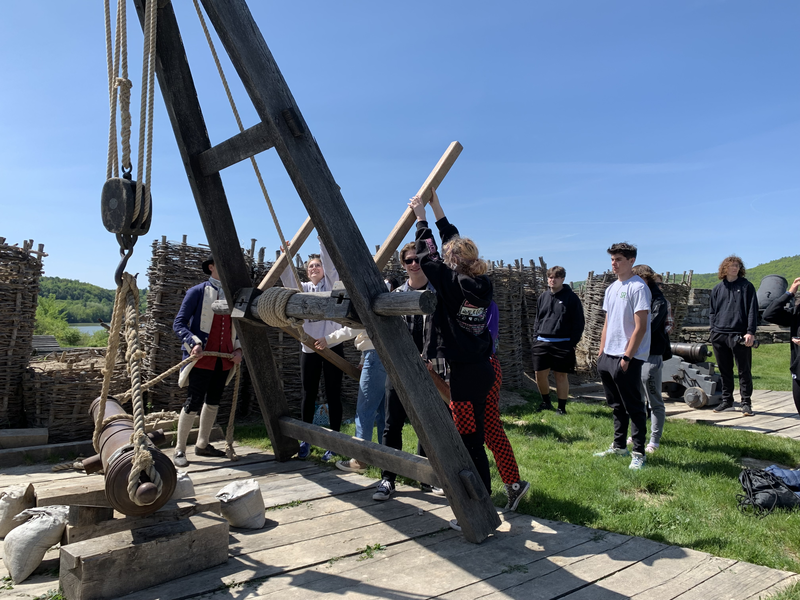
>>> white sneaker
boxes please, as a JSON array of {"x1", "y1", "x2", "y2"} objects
[
  {"x1": 593, "y1": 445, "x2": 630, "y2": 458},
  {"x1": 629, "y1": 452, "x2": 646, "y2": 470}
]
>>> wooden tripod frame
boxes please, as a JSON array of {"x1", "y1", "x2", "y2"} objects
[{"x1": 133, "y1": 0, "x2": 500, "y2": 543}]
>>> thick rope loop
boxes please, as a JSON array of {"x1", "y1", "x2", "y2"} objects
[{"x1": 256, "y1": 287, "x2": 303, "y2": 329}]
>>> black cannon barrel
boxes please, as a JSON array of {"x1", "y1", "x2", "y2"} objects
[{"x1": 669, "y1": 343, "x2": 710, "y2": 363}]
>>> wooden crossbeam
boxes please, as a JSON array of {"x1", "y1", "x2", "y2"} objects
[
  {"x1": 199, "y1": 0, "x2": 500, "y2": 543},
  {"x1": 196, "y1": 121, "x2": 275, "y2": 176},
  {"x1": 280, "y1": 326, "x2": 359, "y2": 380},
  {"x1": 373, "y1": 141, "x2": 463, "y2": 270}
]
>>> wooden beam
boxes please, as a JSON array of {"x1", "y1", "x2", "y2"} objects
[
  {"x1": 134, "y1": 0, "x2": 298, "y2": 461},
  {"x1": 196, "y1": 120, "x2": 275, "y2": 176},
  {"x1": 279, "y1": 417, "x2": 439, "y2": 486},
  {"x1": 201, "y1": 0, "x2": 499, "y2": 543},
  {"x1": 280, "y1": 326, "x2": 360, "y2": 381},
  {"x1": 257, "y1": 216, "x2": 315, "y2": 290},
  {"x1": 373, "y1": 141, "x2": 463, "y2": 270}
]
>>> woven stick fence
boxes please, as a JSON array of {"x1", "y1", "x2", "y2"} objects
[{"x1": 0, "y1": 238, "x2": 45, "y2": 427}]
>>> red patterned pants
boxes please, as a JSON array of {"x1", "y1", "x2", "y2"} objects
[{"x1": 484, "y1": 355, "x2": 520, "y2": 485}]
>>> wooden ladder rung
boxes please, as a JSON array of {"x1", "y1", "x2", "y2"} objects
[
  {"x1": 196, "y1": 121, "x2": 275, "y2": 176},
  {"x1": 278, "y1": 416, "x2": 440, "y2": 487}
]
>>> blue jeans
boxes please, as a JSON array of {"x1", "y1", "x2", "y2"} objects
[{"x1": 355, "y1": 350, "x2": 387, "y2": 443}]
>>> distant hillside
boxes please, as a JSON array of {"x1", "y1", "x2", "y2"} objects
[
  {"x1": 38, "y1": 276, "x2": 146, "y2": 323},
  {"x1": 691, "y1": 255, "x2": 800, "y2": 290}
]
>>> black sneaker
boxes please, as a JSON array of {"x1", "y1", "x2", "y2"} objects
[
  {"x1": 741, "y1": 404, "x2": 754, "y2": 416},
  {"x1": 373, "y1": 478, "x2": 395, "y2": 501},
  {"x1": 556, "y1": 408, "x2": 567, "y2": 415},
  {"x1": 504, "y1": 480, "x2": 531, "y2": 511},
  {"x1": 539, "y1": 400, "x2": 554, "y2": 411},
  {"x1": 713, "y1": 401, "x2": 733, "y2": 413},
  {"x1": 195, "y1": 443, "x2": 226, "y2": 458}
]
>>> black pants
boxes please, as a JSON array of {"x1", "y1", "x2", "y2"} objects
[
  {"x1": 710, "y1": 332, "x2": 753, "y2": 405},
  {"x1": 381, "y1": 382, "x2": 426, "y2": 484},
  {"x1": 450, "y1": 360, "x2": 494, "y2": 494},
  {"x1": 300, "y1": 344, "x2": 344, "y2": 431},
  {"x1": 597, "y1": 353, "x2": 647, "y2": 455},
  {"x1": 184, "y1": 358, "x2": 228, "y2": 413},
  {"x1": 792, "y1": 378, "x2": 800, "y2": 417}
]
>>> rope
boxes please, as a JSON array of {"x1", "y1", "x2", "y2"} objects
[
  {"x1": 255, "y1": 287, "x2": 303, "y2": 329},
  {"x1": 225, "y1": 365, "x2": 242, "y2": 460},
  {"x1": 104, "y1": 0, "x2": 132, "y2": 179},
  {"x1": 133, "y1": 0, "x2": 157, "y2": 224},
  {"x1": 191, "y1": 0, "x2": 304, "y2": 293}
]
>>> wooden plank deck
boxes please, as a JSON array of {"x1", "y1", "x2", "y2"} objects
[
  {"x1": 2, "y1": 445, "x2": 797, "y2": 600},
  {"x1": 667, "y1": 389, "x2": 800, "y2": 439}
]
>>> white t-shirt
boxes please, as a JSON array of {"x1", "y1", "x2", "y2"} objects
[{"x1": 602, "y1": 276, "x2": 652, "y2": 361}]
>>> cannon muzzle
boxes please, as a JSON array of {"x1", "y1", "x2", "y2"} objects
[{"x1": 669, "y1": 343, "x2": 711, "y2": 363}]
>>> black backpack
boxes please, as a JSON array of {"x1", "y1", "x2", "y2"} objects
[{"x1": 737, "y1": 469, "x2": 800, "y2": 517}]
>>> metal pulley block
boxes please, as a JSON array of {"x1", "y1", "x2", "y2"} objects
[{"x1": 101, "y1": 174, "x2": 153, "y2": 237}]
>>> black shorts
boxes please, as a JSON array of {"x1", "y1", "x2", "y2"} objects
[{"x1": 532, "y1": 340, "x2": 576, "y2": 373}]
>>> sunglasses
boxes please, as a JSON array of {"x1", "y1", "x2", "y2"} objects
[{"x1": 404, "y1": 257, "x2": 420, "y2": 265}]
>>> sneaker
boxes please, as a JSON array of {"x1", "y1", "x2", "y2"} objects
[
  {"x1": 556, "y1": 407, "x2": 567, "y2": 415},
  {"x1": 297, "y1": 441, "x2": 310, "y2": 459},
  {"x1": 373, "y1": 478, "x2": 395, "y2": 501},
  {"x1": 504, "y1": 480, "x2": 531, "y2": 511},
  {"x1": 539, "y1": 400, "x2": 554, "y2": 411},
  {"x1": 449, "y1": 519, "x2": 462, "y2": 532},
  {"x1": 741, "y1": 404, "x2": 754, "y2": 416},
  {"x1": 714, "y1": 401, "x2": 733, "y2": 413},
  {"x1": 629, "y1": 452, "x2": 646, "y2": 470},
  {"x1": 420, "y1": 483, "x2": 433, "y2": 492},
  {"x1": 173, "y1": 451, "x2": 188, "y2": 468},
  {"x1": 593, "y1": 445, "x2": 630, "y2": 458},
  {"x1": 645, "y1": 442, "x2": 659, "y2": 454},
  {"x1": 336, "y1": 458, "x2": 367, "y2": 473},
  {"x1": 431, "y1": 486, "x2": 446, "y2": 497},
  {"x1": 321, "y1": 450, "x2": 335, "y2": 462},
  {"x1": 195, "y1": 443, "x2": 226, "y2": 458}
]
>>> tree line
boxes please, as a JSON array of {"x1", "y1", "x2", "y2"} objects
[{"x1": 38, "y1": 276, "x2": 147, "y2": 323}]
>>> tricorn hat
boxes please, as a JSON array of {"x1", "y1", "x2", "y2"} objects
[{"x1": 202, "y1": 255, "x2": 215, "y2": 275}]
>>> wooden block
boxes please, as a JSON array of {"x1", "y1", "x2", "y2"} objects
[
  {"x1": 0, "y1": 428, "x2": 48, "y2": 448},
  {"x1": 64, "y1": 496, "x2": 222, "y2": 544},
  {"x1": 60, "y1": 513, "x2": 229, "y2": 600},
  {"x1": 38, "y1": 479, "x2": 110, "y2": 508}
]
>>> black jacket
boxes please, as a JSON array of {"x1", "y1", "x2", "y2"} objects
[
  {"x1": 763, "y1": 292, "x2": 800, "y2": 377},
  {"x1": 534, "y1": 285, "x2": 585, "y2": 346},
  {"x1": 709, "y1": 277, "x2": 758, "y2": 335},
  {"x1": 416, "y1": 218, "x2": 493, "y2": 363},
  {"x1": 649, "y1": 286, "x2": 673, "y2": 359}
]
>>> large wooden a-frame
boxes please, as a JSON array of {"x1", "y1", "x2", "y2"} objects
[{"x1": 134, "y1": 0, "x2": 500, "y2": 543}]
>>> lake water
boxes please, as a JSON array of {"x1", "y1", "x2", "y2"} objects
[{"x1": 71, "y1": 323, "x2": 105, "y2": 334}]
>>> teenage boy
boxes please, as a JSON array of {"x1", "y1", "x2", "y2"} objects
[
  {"x1": 532, "y1": 266, "x2": 585, "y2": 414},
  {"x1": 709, "y1": 255, "x2": 758, "y2": 416},
  {"x1": 593, "y1": 243, "x2": 651, "y2": 470}
]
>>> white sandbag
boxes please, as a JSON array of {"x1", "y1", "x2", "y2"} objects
[
  {"x1": 0, "y1": 484, "x2": 35, "y2": 538},
  {"x1": 216, "y1": 479, "x2": 265, "y2": 529},
  {"x1": 3, "y1": 505, "x2": 69, "y2": 584},
  {"x1": 170, "y1": 470, "x2": 195, "y2": 500}
]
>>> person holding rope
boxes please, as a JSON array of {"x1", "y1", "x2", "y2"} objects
[
  {"x1": 172, "y1": 256, "x2": 242, "y2": 468},
  {"x1": 409, "y1": 189, "x2": 495, "y2": 524},
  {"x1": 280, "y1": 238, "x2": 344, "y2": 461}
]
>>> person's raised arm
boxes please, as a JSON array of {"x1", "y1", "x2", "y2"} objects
[
  {"x1": 319, "y1": 236, "x2": 339, "y2": 288},
  {"x1": 278, "y1": 242, "x2": 300, "y2": 290},
  {"x1": 428, "y1": 187, "x2": 445, "y2": 221}
]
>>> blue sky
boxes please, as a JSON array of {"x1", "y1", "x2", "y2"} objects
[{"x1": 2, "y1": 1, "x2": 797, "y2": 289}]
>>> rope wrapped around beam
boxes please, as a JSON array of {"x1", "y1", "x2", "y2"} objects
[{"x1": 256, "y1": 287, "x2": 303, "y2": 329}]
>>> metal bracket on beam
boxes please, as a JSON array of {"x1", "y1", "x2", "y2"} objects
[
  {"x1": 325, "y1": 281, "x2": 361, "y2": 327},
  {"x1": 231, "y1": 287, "x2": 265, "y2": 325},
  {"x1": 282, "y1": 107, "x2": 304, "y2": 138}
]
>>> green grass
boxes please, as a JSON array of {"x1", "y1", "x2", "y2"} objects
[{"x1": 235, "y1": 388, "x2": 800, "y2": 574}]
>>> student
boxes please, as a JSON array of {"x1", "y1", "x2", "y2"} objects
[
  {"x1": 280, "y1": 238, "x2": 344, "y2": 461},
  {"x1": 593, "y1": 242, "x2": 651, "y2": 470},
  {"x1": 631, "y1": 264, "x2": 672, "y2": 453},
  {"x1": 709, "y1": 255, "x2": 758, "y2": 416},
  {"x1": 172, "y1": 256, "x2": 242, "y2": 467},
  {"x1": 762, "y1": 276, "x2": 800, "y2": 416},
  {"x1": 532, "y1": 266, "x2": 585, "y2": 414}
]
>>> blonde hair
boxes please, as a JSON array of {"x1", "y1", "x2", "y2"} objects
[{"x1": 444, "y1": 236, "x2": 488, "y2": 278}]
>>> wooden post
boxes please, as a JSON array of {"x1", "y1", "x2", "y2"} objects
[{"x1": 373, "y1": 141, "x2": 463, "y2": 270}]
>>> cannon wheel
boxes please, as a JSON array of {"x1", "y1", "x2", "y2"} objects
[{"x1": 684, "y1": 386, "x2": 708, "y2": 409}]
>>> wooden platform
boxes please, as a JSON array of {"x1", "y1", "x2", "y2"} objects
[
  {"x1": 667, "y1": 389, "x2": 800, "y2": 439},
  {"x1": 2, "y1": 445, "x2": 798, "y2": 600}
]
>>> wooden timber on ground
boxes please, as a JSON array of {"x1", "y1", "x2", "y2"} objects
[{"x1": 3, "y1": 444, "x2": 798, "y2": 600}]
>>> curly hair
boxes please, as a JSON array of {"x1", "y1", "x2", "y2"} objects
[
  {"x1": 607, "y1": 242, "x2": 637, "y2": 260},
  {"x1": 443, "y1": 236, "x2": 488, "y2": 278},
  {"x1": 717, "y1": 255, "x2": 745, "y2": 280}
]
